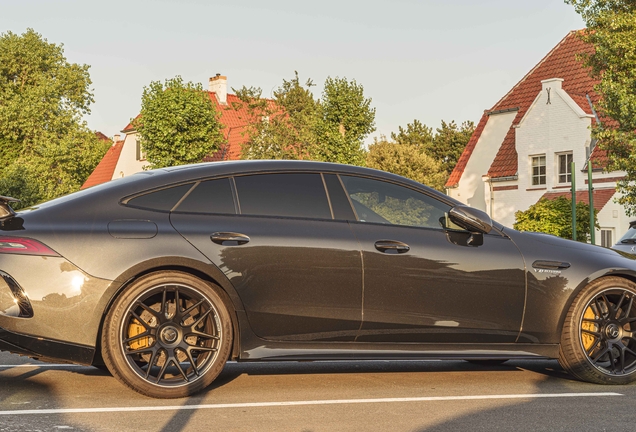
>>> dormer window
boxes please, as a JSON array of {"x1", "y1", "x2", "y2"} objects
[
  {"x1": 557, "y1": 152, "x2": 573, "y2": 184},
  {"x1": 531, "y1": 155, "x2": 546, "y2": 186}
]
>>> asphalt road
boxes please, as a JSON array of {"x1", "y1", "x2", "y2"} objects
[{"x1": 0, "y1": 351, "x2": 634, "y2": 432}]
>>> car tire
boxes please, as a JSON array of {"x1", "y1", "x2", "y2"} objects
[
  {"x1": 101, "y1": 271, "x2": 233, "y2": 398},
  {"x1": 559, "y1": 276, "x2": 636, "y2": 385}
]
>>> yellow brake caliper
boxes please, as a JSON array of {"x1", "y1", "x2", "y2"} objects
[
  {"x1": 581, "y1": 305, "x2": 598, "y2": 351},
  {"x1": 128, "y1": 318, "x2": 150, "y2": 350}
]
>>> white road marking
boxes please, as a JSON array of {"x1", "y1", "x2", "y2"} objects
[{"x1": 0, "y1": 393, "x2": 621, "y2": 416}]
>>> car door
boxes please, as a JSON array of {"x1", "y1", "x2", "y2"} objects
[
  {"x1": 169, "y1": 173, "x2": 362, "y2": 342},
  {"x1": 337, "y1": 174, "x2": 526, "y2": 344}
]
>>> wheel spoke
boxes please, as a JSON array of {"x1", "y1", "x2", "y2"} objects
[
  {"x1": 623, "y1": 296, "x2": 635, "y2": 320},
  {"x1": 602, "y1": 294, "x2": 615, "y2": 316},
  {"x1": 173, "y1": 352, "x2": 189, "y2": 382},
  {"x1": 594, "y1": 298, "x2": 606, "y2": 318},
  {"x1": 582, "y1": 318, "x2": 603, "y2": 324},
  {"x1": 189, "y1": 346, "x2": 218, "y2": 353},
  {"x1": 123, "y1": 331, "x2": 151, "y2": 344},
  {"x1": 145, "y1": 348, "x2": 160, "y2": 379},
  {"x1": 581, "y1": 328, "x2": 602, "y2": 338},
  {"x1": 184, "y1": 347, "x2": 200, "y2": 377},
  {"x1": 182, "y1": 299, "x2": 205, "y2": 320},
  {"x1": 608, "y1": 347, "x2": 617, "y2": 373},
  {"x1": 175, "y1": 288, "x2": 181, "y2": 317},
  {"x1": 188, "y1": 329, "x2": 220, "y2": 340},
  {"x1": 155, "y1": 355, "x2": 170, "y2": 384},
  {"x1": 126, "y1": 346, "x2": 154, "y2": 356},
  {"x1": 586, "y1": 338, "x2": 601, "y2": 355},
  {"x1": 619, "y1": 346, "x2": 627, "y2": 373},
  {"x1": 161, "y1": 287, "x2": 168, "y2": 317},
  {"x1": 615, "y1": 292, "x2": 628, "y2": 318},
  {"x1": 192, "y1": 308, "x2": 212, "y2": 329},
  {"x1": 591, "y1": 346, "x2": 609, "y2": 364},
  {"x1": 136, "y1": 302, "x2": 161, "y2": 320},
  {"x1": 132, "y1": 311, "x2": 154, "y2": 330}
]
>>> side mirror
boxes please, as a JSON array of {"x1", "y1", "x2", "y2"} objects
[{"x1": 448, "y1": 205, "x2": 493, "y2": 234}]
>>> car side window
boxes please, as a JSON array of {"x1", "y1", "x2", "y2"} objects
[
  {"x1": 173, "y1": 178, "x2": 236, "y2": 214},
  {"x1": 234, "y1": 173, "x2": 332, "y2": 220},
  {"x1": 126, "y1": 184, "x2": 193, "y2": 212},
  {"x1": 339, "y1": 175, "x2": 451, "y2": 229}
]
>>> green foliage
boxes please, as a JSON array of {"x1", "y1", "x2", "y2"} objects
[
  {"x1": 366, "y1": 136, "x2": 447, "y2": 191},
  {"x1": 0, "y1": 29, "x2": 108, "y2": 207},
  {"x1": 391, "y1": 119, "x2": 434, "y2": 149},
  {"x1": 566, "y1": 1, "x2": 636, "y2": 214},
  {"x1": 0, "y1": 131, "x2": 109, "y2": 209},
  {"x1": 312, "y1": 77, "x2": 376, "y2": 166},
  {"x1": 236, "y1": 72, "x2": 376, "y2": 166},
  {"x1": 431, "y1": 120, "x2": 475, "y2": 175},
  {"x1": 234, "y1": 72, "x2": 318, "y2": 160},
  {"x1": 133, "y1": 76, "x2": 225, "y2": 168},
  {"x1": 389, "y1": 119, "x2": 474, "y2": 176},
  {"x1": 514, "y1": 197, "x2": 599, "y2": 241}
]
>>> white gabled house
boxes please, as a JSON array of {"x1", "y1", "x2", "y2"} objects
[{"x1": 446, "y1": 31, "x2": 628, "y2": 246}]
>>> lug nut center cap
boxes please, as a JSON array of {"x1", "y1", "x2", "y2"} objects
[
  {"x1": 605, "y1": 323, "x2": 621, "y2": 340},
  {"x1": 161, "y1": 326, "x2": 179, "y2": 344}
]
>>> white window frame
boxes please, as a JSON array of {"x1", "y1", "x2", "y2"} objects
[
  {"x1": 531, "y1": 154, "x2": 546, "y2": 186},
  {"x1": 600, "y1": 228, "x2": 614, "y2": 248},
  {"x1": 557, "y1": 152, "x2": 573, "y2": 184}
]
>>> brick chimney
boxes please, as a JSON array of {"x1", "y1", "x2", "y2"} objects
[{"x1": 209, "y1": 73, "x2": 227, "y2": 105}]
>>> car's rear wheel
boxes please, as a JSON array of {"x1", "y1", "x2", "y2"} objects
[
  {"x1": 559, "y1": 277, "x2": 636, "y2": 384},
  {"x1": 101, "y1": 271, "x2": 232, "y2": 398}
]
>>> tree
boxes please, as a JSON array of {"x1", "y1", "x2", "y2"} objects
[
  {"x1": 566, "y1": 1, "x2": 636, "y2": 213},
  {"x1": 514, "y1": 197, "x2": 599, "y2": 241},
  {"x1": 431, "y1": 120, "x2": 475, "y2": 175},
  {"x1": 391, "y1": 119, "x2": 434, "y2": 149},
  {"x1": 0, "y1": 29, "x2": 109, "y2": 207},
  {"x1": 313, "y1": 77, "x2": 376, "y2": 166},
  {"x1": 236, "y1": 73, "x2": 376, "y2": 166},
  {"x1": 366, "y1": 136, "x2": 447, "y2": 191},
  {"x1": 234, "y1": 72, "x2": 318, "y2": 160},
  {"x1": 133, "y1": 76, "x2": 225, "y2": 168}
]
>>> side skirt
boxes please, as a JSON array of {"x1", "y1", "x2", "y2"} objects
[
  {"x1": 0, "y1": 328, "x2": 95, "y2": 365},
  {"x1": 236, "y1": 311, "x2": 560, "y2": 361}
]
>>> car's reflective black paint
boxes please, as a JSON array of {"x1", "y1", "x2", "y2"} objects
[{"x1": 2, "y1": 160, "x2": 636, "y2": 375}]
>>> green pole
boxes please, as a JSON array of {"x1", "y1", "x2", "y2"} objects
[
  {"x1": 588, "y1": 163, "x2": 595, "y2": 245},
  {"x1": 571, "y1": 161, "x2": 577, "y2": 241}
]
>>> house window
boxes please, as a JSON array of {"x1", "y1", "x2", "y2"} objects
[
  {"x1": 557, "y1": 153, "x2": 573, "y2": 184},
  {"x1": 601, "y1": 229, "x2": 613, "y2": 247},
  {"x1": 531, "y1": 155, "x2": 546, "y2": 186},
  {"x1": 136, "y1": 139, "x2": 146, "y2": 161}
]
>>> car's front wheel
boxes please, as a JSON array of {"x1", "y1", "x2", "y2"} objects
[
  {"x1": 101, "y1": 271, "x2": 233, "y2": 398},
  {"x1": 559, "y1": 276, "x2": 636, "y2": 384}
]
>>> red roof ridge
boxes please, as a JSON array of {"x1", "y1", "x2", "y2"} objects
[{"x1": 491, "y1": 31, "x2": 578, "y2": 111}]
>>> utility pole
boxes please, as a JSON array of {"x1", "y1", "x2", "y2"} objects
[
  {"x1": 572, "y1": 161, "x2": 577, "y2": 241},
  {"x1": 588, "y1": 163, "x2": 595, "y2": 245}
]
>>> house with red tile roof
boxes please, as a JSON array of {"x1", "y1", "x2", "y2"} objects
[
  {"x1": 446, "y1": 31, "x2": 627, "y2": 246},
  {"x1": 82, "y1": 75, "x2": 256, "y2": 189}
]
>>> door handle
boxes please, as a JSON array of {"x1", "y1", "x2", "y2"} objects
[
  {"x1": 374, "y1": 240, "x2": 410, "y2": 254},
  {"x1": 210, "y1": 232, "x2": 250, "y2": 245}
]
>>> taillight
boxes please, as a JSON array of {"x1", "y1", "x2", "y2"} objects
[{"x1": 0, "y1": 237, "x2": 59, "y2": 256}]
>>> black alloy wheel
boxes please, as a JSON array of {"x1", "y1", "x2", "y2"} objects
[
  {"x1": 102, "y1": 272, "x2": 233, "y2": 398},
  {"x1": 559, "y1": 277, "x2": 636, "y2": 384}
]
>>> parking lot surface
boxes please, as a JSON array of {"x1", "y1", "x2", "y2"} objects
[{"x1": 0, "y1": 351, "x2": 634, "y2": 431}]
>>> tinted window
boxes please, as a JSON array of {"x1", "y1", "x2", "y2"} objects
[
  {"x1": 127, "y1": 184, "x2": 193, "y2": 211},
  {"x1": 174, "y1": 178, "x2": 235, "y2": 214},
  {"x1": 324, "y1": 174, "x2": 356, "y2": 220},
  {"x1": 340, "y1": 176, "x2": 450, "y2": 229},
  {"x1": 235, "y1": 173, "x2": 331, "y2": 219}
]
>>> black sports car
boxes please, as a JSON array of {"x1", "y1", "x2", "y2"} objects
[{"x1": 2, "y1": 160, "x2": 636, "y2": 398}]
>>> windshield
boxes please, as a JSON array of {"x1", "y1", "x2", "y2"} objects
[{"x1": 619, "y1": 226, "x2": 636, "y2": 244}]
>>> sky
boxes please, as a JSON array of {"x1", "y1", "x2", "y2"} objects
[{"x1": 0, "y1": 0, "x2": 585, "y2": 142}]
